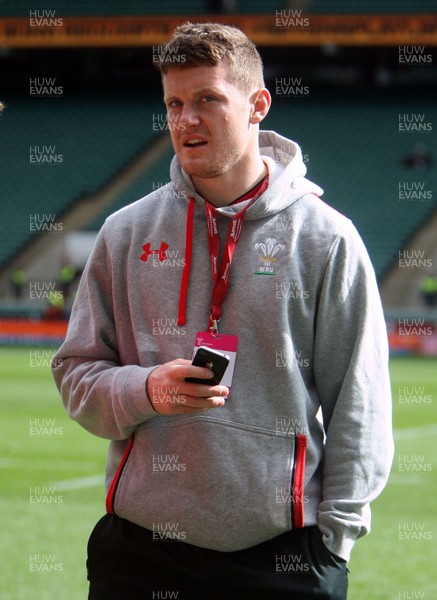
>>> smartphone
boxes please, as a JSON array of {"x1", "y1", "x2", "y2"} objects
[{"x1": 185, "y1": 346, "x2": 230, "y2": 385}]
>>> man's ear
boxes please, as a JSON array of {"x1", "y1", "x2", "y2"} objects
[{"x1": 249, "y1": 88, "x2": 271, "y2": 125}]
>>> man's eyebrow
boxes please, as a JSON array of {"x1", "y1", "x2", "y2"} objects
[
  {"x1": 194, "y1": 86, "x2": 225, "y2": 96},
  {"x1": 163, "y1": 94, "x2": 179, "y2": 104},
  {"x1": 164, "y1": 86, "x2": 226, "y2": 103}
]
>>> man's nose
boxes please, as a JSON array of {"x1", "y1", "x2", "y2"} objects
[{"x1": 179, "y1": 103, "x2": 201, "y2": 127}]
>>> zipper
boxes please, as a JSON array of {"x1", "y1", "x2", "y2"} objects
[
  {"x1": 105, "y1": 433, "x2": 135, "y2": 514},
  {"x1": 291, "y1": 433, "x2": 307, "y2": 528}
]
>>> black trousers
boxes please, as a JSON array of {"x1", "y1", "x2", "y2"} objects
[{"x1": 87, "y1": 514, "x2": 348, "y2": 600}]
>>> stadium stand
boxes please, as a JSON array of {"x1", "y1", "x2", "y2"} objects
[
  {"x1": 0, "y1": 91, "x2": 164, "y2": 269},
  {"x1": 263, "y1": 90, "x2": 437, "y2": 279},
  {"x1": 0, "y1": 0, "x2": 436, "y2": 16},
  {"x1": 86, "y1": 145, "x2": 175, "y2": 231},
  {"x1": 3, "y1": 87, "x2": 434, "y2": 281},
  {"x1": 1, "y1": 0, "x2": 435, "y2": 297},
  {"x1": 81, "y1": 89, "x2": 436, "y2": 281}
]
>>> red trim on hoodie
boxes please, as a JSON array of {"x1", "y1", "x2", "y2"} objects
[
  {"x1": 292, "y1": 433, "x2": 307, "y2": 528},
  {"x1": 177, "y1": 197, "x2": 195, "y2": 326},
  {"x1": 105, "y1": 433, "x2": 135, "y2": 514}
]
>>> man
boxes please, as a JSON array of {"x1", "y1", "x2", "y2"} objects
[{"x1": 52, "y1": 22, "x2": 393, "y2": 599}]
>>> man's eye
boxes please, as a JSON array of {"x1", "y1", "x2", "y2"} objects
[
  {"x1": 201, "y1": 95, "x2": 216, "y2": 102},
  {"x1": 167, "y1": 100, "x2": 181, "y2": 108}
]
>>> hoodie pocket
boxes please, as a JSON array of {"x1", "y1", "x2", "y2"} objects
[
  {"x1": 107, "y1": 416, "x2": 307, "y2": 552},
  {"x1": 106, "y1": 433, "x2": 135, "y2": 515},
  {"x1": 291, "y1": 432, "x2": 307, "y2": 528}
]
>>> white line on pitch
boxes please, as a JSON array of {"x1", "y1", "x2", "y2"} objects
[
  {"x1": 394, "y1": 423, "x2": 437, "y2": 441},
  {"x1": 0, "y1": 457, "x2": 99, "y2": 471},
  {"x1": 388, "y1": 474, "x2": 428, "y2": 485},
  {"x1": 52, "y1": 474, "x2": 104, "y2": 491}
]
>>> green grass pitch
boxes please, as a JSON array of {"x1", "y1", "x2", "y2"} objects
[{"x1": 1, "y1": 347, "x2": 436, "y2": 599}]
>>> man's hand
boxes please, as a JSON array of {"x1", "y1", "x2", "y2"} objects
[{"x1": 147, "y1": 359, "x2": 229, "y2": 415}]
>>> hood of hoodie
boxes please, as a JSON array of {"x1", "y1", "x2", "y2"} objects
[{"x1": 170, "y1": 130, "x2": 324, "y2": 220}]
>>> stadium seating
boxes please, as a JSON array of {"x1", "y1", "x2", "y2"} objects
[
  {"x1": 86, "y1": 89, "x2": 436, "y2": 280},
  {"x1": 0, "y1": 92, "x2": 164, "y2": 268},
  {"x1": 86, "y1": 145, "x2": 175, "y2": 231},
  {"x1": 2, "y1": 84, "x2": 435, "y2": 281},
  {"x1": 1, "y1": 0, "x2": 435, "y2": 16},
  {"x1": 263, "y1": 90, "x2": 437, "y2": 278}
]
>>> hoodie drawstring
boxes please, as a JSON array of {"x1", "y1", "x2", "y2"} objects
[{"x1": 177, "y1": 197, "x2": 195, "y2": 326}]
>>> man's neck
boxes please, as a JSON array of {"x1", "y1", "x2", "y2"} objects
[{"x1": 192, "y1": 158, "x2": 268, "y2": 207}]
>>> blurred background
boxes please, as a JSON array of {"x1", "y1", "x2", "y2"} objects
[
  {"x1": 0, "y1": 2, "x2": 436, "y2": 599},
  {"x1": 0, "y1": 0, "x2": 437, "y2": 354},
  {"x1": 0, "y1": 0, "x2": 436, "y2": 351}
]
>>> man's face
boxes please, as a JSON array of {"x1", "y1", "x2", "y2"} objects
[{"x1": 163, "y1": 62, "x2": 257, "y2": 183}]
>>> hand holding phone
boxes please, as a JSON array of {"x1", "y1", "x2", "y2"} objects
[{"x1": 185, "y1": 346, "x2": 230, "y2": 385}]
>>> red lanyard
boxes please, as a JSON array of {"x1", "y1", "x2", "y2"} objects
[{"x1": 205, "y1": 176, "x2": 268, "y2": 334}]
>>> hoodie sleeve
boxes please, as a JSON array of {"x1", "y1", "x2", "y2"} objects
[
  {"x1": 313, "y1": 220, "x2": 394, "y2": 562},
  {"x1": 51, "y1": 226, "x2": 157, "y2": 441}
]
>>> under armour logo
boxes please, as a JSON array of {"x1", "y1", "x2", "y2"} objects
[{"x1": 140, "y1": 242, "x2": 169, "y2": 262}]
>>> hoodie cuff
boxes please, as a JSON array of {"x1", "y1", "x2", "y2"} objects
[
  {"x1": 319, "y1": 523, "x2": 359, "y2": 563},
  {"x1": 124, "y1": 365, "x2": 159, "y2": 423}
]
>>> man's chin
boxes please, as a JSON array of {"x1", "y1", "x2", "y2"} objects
[{"x1": 181, "y1": 163, "x2": 224, "y2": 180}]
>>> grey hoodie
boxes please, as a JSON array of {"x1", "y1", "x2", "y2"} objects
[{"x1": 52, "y1": 130, "x2": 393, "y2": 562}]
